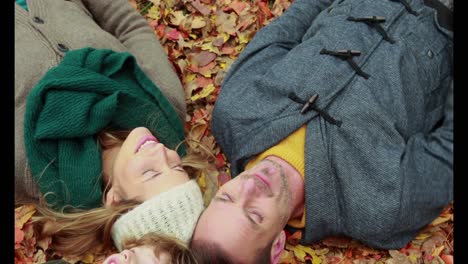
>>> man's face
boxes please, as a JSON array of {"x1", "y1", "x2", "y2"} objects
[{"x1": 193, "y1": 158, "x2": 292, "y2": 263}]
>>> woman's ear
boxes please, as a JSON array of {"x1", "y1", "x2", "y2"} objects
[
  {"x1": 270, "y1": 230, "x2": 286, "y2": 264},
  {"x1": 104, "y1": 187, "x2": 121, "y2": 207}
]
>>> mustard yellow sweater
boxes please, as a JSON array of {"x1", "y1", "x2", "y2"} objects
[{"x1": 246, "y1": 125, "x2": 306, "y2": 228}]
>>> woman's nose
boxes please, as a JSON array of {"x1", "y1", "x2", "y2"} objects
[{"x1": 144, "y1": 143, "x2": 168, "y2": 159}]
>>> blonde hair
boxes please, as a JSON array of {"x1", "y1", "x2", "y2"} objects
[
  {"x1": 122, "y1": 233, "x2": 198, "y2": 264},
  {"x1": 30, "y1": 129, "x2": 215, "y2": 258}
]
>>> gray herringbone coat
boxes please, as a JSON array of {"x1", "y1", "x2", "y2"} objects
[{"x1": 212, "y1": 0, "x2": 453, "y2": 249}]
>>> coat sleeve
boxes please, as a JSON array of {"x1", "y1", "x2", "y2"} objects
[
  {"x1": 361, "y1": 82, "x2": 453, "y2": 249},
  {"x1": 395, "y1": 80, "x2": 453, "y2": 238},
  {"x1": 81, "y1": 0, "x2": 186, "y2": 121},
  {"x1": 222, "y1": 0, "x2": 333, "y2": 84}
]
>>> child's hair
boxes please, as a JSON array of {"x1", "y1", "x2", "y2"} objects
[
  {"x1": 30, "y1": 129, "x2": 216, "y2": 258},
  {"x1": 122, "y1": 233, "x2": 198, "y2": 264}
]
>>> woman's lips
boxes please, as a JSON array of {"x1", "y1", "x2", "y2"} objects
[{"x1": 134, "y1": 134, "x2": 159, "y2": 153}]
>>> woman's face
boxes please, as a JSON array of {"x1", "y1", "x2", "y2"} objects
[
  {"x1": 105, "y1": 127, "x2": 189, "y2": 205},
  {"x1": 102, "y1": 246, "x2": 171, "y2": 264}
]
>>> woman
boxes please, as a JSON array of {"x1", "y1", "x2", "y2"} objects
[
  {"x1": 15, "y1": 0, "x2": 214, "y2": 259},
  {"x1": 15, "y1": 0, "x2": 187, "y2": 204}
]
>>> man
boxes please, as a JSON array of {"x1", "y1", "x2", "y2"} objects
[{"x1": 192, "y1": 0, "x2": 453, "y2": 263}]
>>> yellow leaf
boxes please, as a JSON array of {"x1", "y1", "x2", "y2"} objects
[
  {"x1": 279, "y1": 249, "x2": 297, "y2": 264},
  {"x1": 235, "y1": 44, "x2": 246, "y2": 53},
  {"x1": 197, "y1": 171, "x2": 207, "y2": 189},
  {"x1": 238, "y1": 32, "x2": 251, "y2": 44},
  {"x1": 146, "y1": 6, "x2": 161, "y2": 20},
  {"x1": 312, "y1": 256, "x2": 322, "y2": 264},
  {"x1": 169, "y1": 10, "x2": 186, "y2": 26},
  {"x1": 432, "y1": 245, "x2": 445, "y2": 257},
  {"x1": 431, "y1": 215, "x2": 451, "y2": 226},
  {"x1": 408, "y1": 254, "x2": 418, "y2": 264},
  {"x1": 201, "y1": 42, "x2": 219, "y2": 53},
  {"x1": 191, "y1": 16, "x2": 207, "y2": 29},
  {"x1": 186, "y1": 73, "x2": 197, "y2": 82},
  {"x1": 15, "y1": 205, "x2": 36, "y2": 229},
  {"x1": 221, "y1": 32, "x2": 231, "y2": 42},
  {"x1": 81, "y1": 252, "x2": 95, "y2": 264},
  {"x1": 219, "y1": 61, "x2": 226, "y2": 69},
  {"x1": 286, "y1": 244, "x2": 316, "y2": 262},
  {"x1": 415, "y1": 233, "x2": 431, "y2": 240},
  {"x1": 191, "y1": 84, "x2": 215, "y2": 101}
]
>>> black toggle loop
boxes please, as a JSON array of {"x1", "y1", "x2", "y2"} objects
[{"x1": 389, "y1": 0, "x2": 419, "y2": 16}]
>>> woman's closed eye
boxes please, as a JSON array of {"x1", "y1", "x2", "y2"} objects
[
  {"x1": 172, "y1": 164, "x2": 185, "y2": 172},
  {"x1": 142, "y1": 165, "x2": 185, "y2": 181},
  {"x1": 143, "y1": 170, "x2": 160, "y2": 181}
]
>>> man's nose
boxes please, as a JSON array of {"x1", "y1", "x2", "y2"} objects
[{"x1": 241, "y1": 177, "x2": 257, "y2": 199}]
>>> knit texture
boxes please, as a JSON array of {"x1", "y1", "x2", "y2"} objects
[
  {"x1": 24, "y1": 48, "x2": 186, "y2": 210},
  {"x1": 111, "y1": 180, "x2": 204, "y2": 251}
]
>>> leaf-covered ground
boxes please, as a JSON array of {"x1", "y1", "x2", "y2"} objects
[{"x1": 14, "y1": 0, "x2": 454, "y2": 263}]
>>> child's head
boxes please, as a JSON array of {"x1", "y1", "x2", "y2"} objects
[{"x1": 103, "y1": 233, "x2": 197, "y2": 264}]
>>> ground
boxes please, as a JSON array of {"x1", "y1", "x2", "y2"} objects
[{"x1": 14, "y1": 0, "x2": 453, "y2": 263}]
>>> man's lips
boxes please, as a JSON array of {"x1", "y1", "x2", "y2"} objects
[{"x1": 254, "y1": 173, "x2": 270, "y2": 189}]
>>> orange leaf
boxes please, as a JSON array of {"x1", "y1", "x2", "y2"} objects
[
  {"x1": 286, "y1": 230, "x2": 302, "y2": 245},
  {"x1": 441, "y1": 254, "x2": 453, "y2": 264},
  {"x1": 258, "y1": 1, "x2": 273, "y2": 18},
  {"x1": 155, "y1": 24, "x2": 166, "y2": 39},
  {"x1": 15, "y1": 227, "x2": 25, "y2": 249}
]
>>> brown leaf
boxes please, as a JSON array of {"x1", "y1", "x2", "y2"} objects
[
  {"x1": 229, "y1": 0, "x2": 247, "y2": 16},
  {"x1": 193, "y1": 51, "x2": 217, "y2": 67},
  {"x1": 322, "y1": 236, "x2": 352, "y2": 248},
  {"x1": 388, "y1": 250, "x2": 411, "y2": 264},
  {"x1": 215, "y1": 10, "x2": 238, "y2": 35},
  {"x1": 191, "y1": 0, "x2": 211, "y2": 15},
  {"x1": 195, "y1": 76, "x2": 214, "y2": 88}
]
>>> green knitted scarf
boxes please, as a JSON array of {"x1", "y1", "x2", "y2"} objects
[{"x1": 24, "y1": 48, "x2": 186, "y2": 210}]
